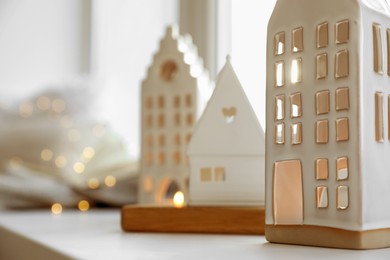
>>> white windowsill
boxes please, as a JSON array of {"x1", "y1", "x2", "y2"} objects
[{"x1": 0, "y1": 209, "x2": 389, "y2": 259}]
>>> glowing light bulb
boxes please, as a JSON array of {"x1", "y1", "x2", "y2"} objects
[
  {"x1": 88, "y1": 178, "x2": 100, "y2": 189},
  {"x1": 36, "y1": 96, "x2": 51, "y2": 111},
  {"x1": 55, "y1": 155, "x2": 67, "y2": 168},
  {"x1": 104, "y1": 175, "x2": 116, "y2": 187},
  {"x1": 173, "y1": 191, "x2": 185, "y2": 208},
  {"x1": 41, "y1": 149, "x2": 53, "y2": 161},
  {"x1": 78, "y1": 200, "x2": 90, "y2": 212},
  {"x1": 73, "y1": 162, "x2": 85, "y2": 174},
  {"x1": 51, "y1": 203, "x2": 63, "y2": 215}
]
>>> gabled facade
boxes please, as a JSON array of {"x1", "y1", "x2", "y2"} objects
[
  {"x1": 188, "y1": 57, "x2": 265, "y2": 206},
  {"x1": 139, "y1": 25, "x2": 210, "y2": 205},
  {"x1": 266, "y1": 0, "x2": 390, "y2": 249}
]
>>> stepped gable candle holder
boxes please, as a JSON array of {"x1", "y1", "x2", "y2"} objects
[
  {"x1": 139, "y1": 25, "x2": 210, "y2": 206},
  {"x1": 265, "y1": 0, "x2": 390, "y2": 249}
]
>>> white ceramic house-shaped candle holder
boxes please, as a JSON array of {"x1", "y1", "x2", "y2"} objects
[
  {"x1": 139, "y1": 25, "x2": 210, "y2": 205},
  {"x1": 266, "y1": 0, "x2": 390, "y2": 249},
  {"x1": 188, "y1": 57, "x2": 265, "y2": 206}
]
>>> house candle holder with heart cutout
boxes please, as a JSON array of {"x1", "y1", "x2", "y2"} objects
[{"x1": 187, "y1": 56, "x2": 265, "y2": 206}]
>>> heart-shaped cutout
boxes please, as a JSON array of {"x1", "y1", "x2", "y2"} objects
[{"x1": 222, "y1": 107, "x2": 237, "y2": 124}]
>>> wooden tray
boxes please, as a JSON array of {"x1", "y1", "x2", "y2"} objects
[{"x1": 121, "y1": 205, "x2": 264, "y2": 235}]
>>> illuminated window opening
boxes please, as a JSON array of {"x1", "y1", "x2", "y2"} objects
[
  {"x1": 275, "y1": 123, "x2": 285, "y2": 144},
  {"x1": 275, "y1": 95, "x2": 285, "y2": 120},
  {"x1": 291, "y1": 58, "x2": 302, "y2": 84},
  {"x1": 292, "y1": 27, "x2": 303, "y2": 53},
  {"x1": 291, "y1": 123, "x2": 302, "y2": 145},
  {"x1": 274, "y1": 32, "x2": 285, "y2": 55},
  {"x1": 290, "y1": 92, "x2": 302, "y2": 118},
  {"x1": 275, "y1": 61, "x2": 285, "y2": 87},
  {"x1": 337, "y1": 185, "x2": 349, "y2": 210},
  {"x1": 316, "y1": 186, "x2": 328, "y2": 208},
  {"x1": 337, "y1": 157, "x2": 349, "y2": 181}
]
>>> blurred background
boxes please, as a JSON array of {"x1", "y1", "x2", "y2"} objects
[{"x1": 0, "y1": 0, "x2": 276, "y2": 211}]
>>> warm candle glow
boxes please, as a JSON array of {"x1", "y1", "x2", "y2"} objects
[
  {"x1": 78, "y1": 200, "x2": 90, "y2": 212},
  {"x1": 291, "y1": 59, "x2": 301, "y2": 84},
  {"x1": 173, "y1": 191, "x2": 185, "y2": 208},
  {"x1": 51, "y1": 203, "x2": 63, "y2": 215}
]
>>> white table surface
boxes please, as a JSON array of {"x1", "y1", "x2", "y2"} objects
[{"x1": 0, "y1": 209, "x2": 390, "y2": 259}]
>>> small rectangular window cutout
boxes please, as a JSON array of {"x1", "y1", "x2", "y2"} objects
[
  {"x1": 337, "y1": 157, "x2": 349, "y2": 180},
  {"x1": 274, "y1": 32, "x2": 285, "y2": 55},
  {"x1": 174, "y1": 95, "x2": 180, "y2": 108},
  {"x1": 316, "y1": 120, "x2": 329, "y2": 144},
  {"x1": 275, "y1": 61, "x2": 285, "y2": 87},
  {"x1": 335, "y1": 50, "x2": 349, "y2": 79},
  {"x1": 158, "y1": 95, "x2": 165, "y2": 108},
  {"x1": 174, "y1": 134, "x2": 181, "y2": 146},
  {"x1": 145, "y1": 96, "x2": 153, "y2": 109},
  {"x1": 317, "y1": 22, "x2": 328, "y2": 48},
  {"x1": 291, "y1": 123, "x2": 302, "y2": 145},
  {"x1": 316, "y1": 90, "x2": 330, "y2": 115},
  {"x1": 158, "y1": 152, "x2": 165, "y2": 165},
  {"x1": 146, "y1": 115, "x2": 153, "y2": 128},
  {"x1": 335, "y1": 20, "x2": 349, "y2": 44},
  {"x1": 291, "y1": 58, "x2": 302, "y2": 83},
  {"x1": 375, "y1": 92, "x2": 384, "y2": 142},
  {"x1": 336, "y1": 87, "x2": 350, "y2": 111},
  {"x1": 145, "y1": 135, "x2": 153, "y2": 147},
  {"x1": 388, "y1": 95, "x2": 390, "y2": 140},
  {"x1": 275, "y1": 123, "x2": 285, "y2": 144},
  {"x1": 214, "y1": 167, "x2": 226, "y2": 182},
  {"x1": 290, "y1": 93, "x2": 302, "y2": 118},
  {"x1": 316, "y1": 186, "x2": 328, "y2": 208},
  {"x1": 292, "y1": 27, "x2": 304, "y2": 53},
  {"x1": 145, "y1": 151, "x2": 153, "y2": 165},
  {"x1": 158, "y1": 114, "x2": 165, "y2": 128},
  {"x1": 158, "y1": 135, "x2": 165, "y2": 147},
  {"x1": 186, "y1": 94, "x2": 192, "y2": 107},
  {"x1": 275, "y1": 95, "x2": 285, "y2": 120},
  {"x1": 186, "y1": 134, "x2": 192, "y2": 144},
  {"x1": 200, "y1": 168, "x2": 212, "y2": 182},
  {"x1": 337, "y1": 185, "x2": 349, "y2": 210},
  {"x1": 373, "y1": 23, "x2": 383, "y2": 74},
  {"x1": 336, "y1": 118, "x2": 349, "y2": 142},
  {"x1": 316, "y1": 159, "x2": 328, "y2": 180},
  {"x1": 174, "y1": 113, "x2": 181, "y2": 126},
  {"x1": 143, "y1": 176, "x2": 154, "y2": 193},
  {"x1": 187, "y1": 114, "x2": 193, "y2": 126},
  {"x1": 173, "y1": 151, "x2": 181, "y2": 165},
  {"x1": 387, "y1": 29, "x2": 390, "y2": 76},
  {"x1": 316, "y1": 53, "x2": 328, "y2": 79}
]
